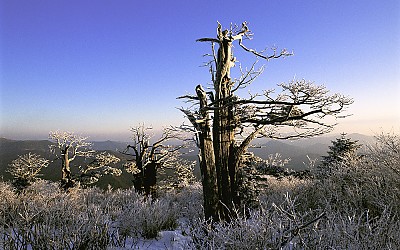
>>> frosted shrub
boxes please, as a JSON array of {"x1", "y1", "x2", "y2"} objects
[
  {"x1": 0, "y1": 181, "x2": 112, "y2": 249},
  {"x1": 0, "y1": 182, "x2": 17, "y2": 243},
  {"x1": 301, "y1": 208, "x2": 400, "y2": 249},
  {"x1": 165, "y1": 182, "x2": 204, "y2": 222},
  {"x1": 190, "y1": 212, "x2": 269, "y2": 249},
  {"x1": 114, "y1": 194, "x2": 178, "y2": 240},
  {"x1": 189, "y1": 192, "x2": 326, "y2": 249},
  {"x1": 140, "y1": 198, "x2": 178, "y2": 238},
  {"x1": 188, "y1": 134, "x2": 400, "y2": 249},
  {"x1": 0, "y1": 181, "x2": 182, "y2": 249},
  {"x1": 189, "y1": 189, "x2": 400, "y2": 249},
  {"x1": 259, "y1": 177, "x2": 312, "y2": 210},
  {"x1": 24, "y1": 178, "x2": 61, "y2": 197},
  {"x1": 368, "y1": 132, "x2": 400, "y2": 177},
  {"x1": 292, "y1": 134, "x2": 400, "y2": 248},
  {"x1": 308, "y1": 149, "x2": 399, "y2": 217}
]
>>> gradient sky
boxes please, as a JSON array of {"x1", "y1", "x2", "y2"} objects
[{"x1": 1, "y1": 0, "x2": 399, "y2": 141}]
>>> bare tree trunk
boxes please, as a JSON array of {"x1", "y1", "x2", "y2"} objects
[
  {"x1": 213, "y1": 37, "x2": 237, "y2": 220},
  {"x1": 214, "y1": 82, "x2": 236, "y2": 219},
  {"x1": 132, "y1": 161, "x2": 145, "y2": 193},
  {"x1": 199, "y1": 132, "x2": 219, "y2": 220},
  {"x1": 61, "y1": 148, "x2": 74, "y2": 189},
  {"x1": 144, "y1": 161, "x2": 158, "y2": 197},
  {"x1": 61, "y1": 154, "x2": 70, "y2": 180},
  {"x1": 132, "y1": 160, "x2": 158, "y2": 197},
  {"x1": 196, "y1": 85, "x2": 219, "y2": 220}
]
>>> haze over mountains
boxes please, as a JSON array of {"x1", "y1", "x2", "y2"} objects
[{"x1": 0, "y1": 133, "x2": 374, "y2": 188}]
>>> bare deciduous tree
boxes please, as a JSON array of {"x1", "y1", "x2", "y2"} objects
[
  {"x1": 158, "y1": 151, "x2": 197, "y2": 190},
  {"x1": 179, "y1": 22, "x2": 353, "y2": 221},
  {"x1": 7, "y1": 153, "x2": 49, "y2": 189},
  {"x1": 122, "y1": 124, "x2": 186, "y2": 196},
  {"x1": 49, "y1": 130, "x2": 121, "y2": 189},
  {"x1": 49, "y1": 131, "x2": 94, "y2": 189},
  {"x1": 79, "y1": 152, "x2": 121, "y2": 185}
]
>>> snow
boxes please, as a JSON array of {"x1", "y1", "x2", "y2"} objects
[{"x1": 108, "y1": 230, "x2": 193, "y2": 250}]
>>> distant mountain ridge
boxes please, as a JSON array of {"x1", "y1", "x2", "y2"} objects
[
  {"x1": 91, "y1": 140, "x2": 128, "y2": 152},
  {"x1": 249, "y1": 133, "x2": 374, "y2": 170},
  {"x1": 0, "y1": 133, "x2": 374, "y2": 186}
]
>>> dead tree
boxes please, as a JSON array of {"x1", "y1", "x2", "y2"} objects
[
  {"x1": 49, "y1": 130, "x2": 121, "y2": 189},
  {"x1": 122, "y1": 124, "x2": 185, "y2": 196},
  {"x1": 49, "y1": 131, "x2": 94, "y2": 189},
  {"x1": 178, "y1": 22, "x2": 353, "y2": 221}
]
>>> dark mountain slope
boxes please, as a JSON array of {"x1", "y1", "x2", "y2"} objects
[
  {"x1": 0, "y1": 138, "x2": 133, "y2": 188},
  {"x1": 0, "y1": 133, "x2": 373, "y2": 186}
]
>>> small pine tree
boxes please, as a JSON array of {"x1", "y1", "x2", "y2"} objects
[{"x1": 320, "y1": 133, "x2": 362, "y2": 175}]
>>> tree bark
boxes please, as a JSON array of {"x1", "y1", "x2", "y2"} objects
[
  {"x1": 61, "y1": 148, "x2": 74, "y2": 189},
  {"x1": 132, "y1": 161, "x2": 145, "y2": 193},
  {"x1": 144, "y1": 161, "x2": 158, "y2": 197},
  {"x1": 196, "y1": 85, "x2": 219, "y2": 220},
  {"x1": 212, "y1": 36, "x2": 238, "y2": 220}
]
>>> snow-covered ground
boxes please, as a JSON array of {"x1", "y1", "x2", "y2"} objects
[{"x1": 108, "y1": 230, "x2": 193, "y2": 250}]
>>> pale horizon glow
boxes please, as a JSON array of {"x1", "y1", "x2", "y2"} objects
[{"x1": 1, "y1": 0, "x2": 399, "y2": 141}]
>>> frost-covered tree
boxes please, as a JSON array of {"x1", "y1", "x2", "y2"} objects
[
  {"x1": 179, "y1": 22, "x2": 353, "y2": 221},
  {"x1": 122, "y1": 124, "x2": 187, "y2": 196},
  {"x1": 321, "y1": 133, "x2": 362, "y2": 168},
  {"x1": 78, "y1": 152, "x2": 121, "y2": 185},
  {"x1": 158, "y1": 153, "x2": 197, "y2": 190},
  {"x1": 7, "y1": 153, "x2": 49, "y2": 189},
  {"x1": 49, "y1": 131, "x2": 94, "y2": 188},
  {"x1": 49, "y1": 130, "x2": 121, "y2": 189},
  {"x1": 369, "y1": 132, "x2": 400, "y2": 177}
]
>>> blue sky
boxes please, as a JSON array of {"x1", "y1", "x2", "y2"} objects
[{"x1": 1, "y1": 0, "x2": 399, "y2": 141}]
